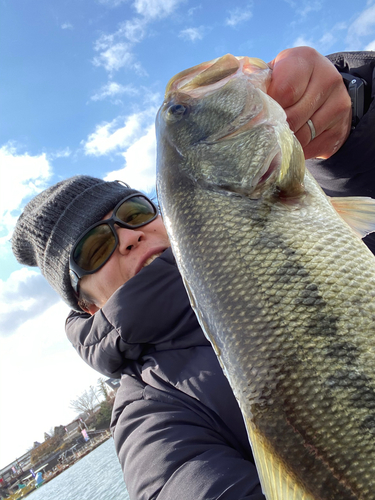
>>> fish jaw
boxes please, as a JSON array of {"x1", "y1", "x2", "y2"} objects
[
  {"x1": 165, "y1": 54, "x2": 271, "y2": 98},
  {"x1": 157, "y1": 54, "x2": 305, "y2": 200}
]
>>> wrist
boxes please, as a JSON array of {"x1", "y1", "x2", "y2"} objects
[{"x1": 341, "y1": 73, "x2": 366, "y2": 128}]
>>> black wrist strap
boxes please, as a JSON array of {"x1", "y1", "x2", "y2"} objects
[{"x1": 341, "y1": 72, "x2": 365, "y2": 128}]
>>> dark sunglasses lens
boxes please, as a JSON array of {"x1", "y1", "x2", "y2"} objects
[
  {"x1": 73, "y1": 225, "x2": 116, "y2": 272},
  {"x1": 116, "y1": 196, "x2": 157, "y2": 226}
]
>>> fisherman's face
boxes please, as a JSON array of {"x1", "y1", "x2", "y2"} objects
[{"x1": 79, "y1": 210, "x2": 170, "y2": 311}]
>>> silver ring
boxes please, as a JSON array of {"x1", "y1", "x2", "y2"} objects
[{"x1": 307, "y1": 119, "x2": 316, "y2": 141}]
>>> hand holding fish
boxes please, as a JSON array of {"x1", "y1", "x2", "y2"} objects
[{"x1": 267, "y1": 46, "x2": 352, "y2": 160}]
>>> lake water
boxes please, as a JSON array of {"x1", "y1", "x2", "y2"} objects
[{"x1": 27, "y1": 439, "x2": 129, "y2": 500}]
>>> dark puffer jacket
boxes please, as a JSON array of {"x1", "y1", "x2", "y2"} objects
[
  {"x1": 66, "y1": 51, "x2": 375, "y2": 500},
  {"x1": 66, "y1": 248, "x2": 264, "y2": 500}
]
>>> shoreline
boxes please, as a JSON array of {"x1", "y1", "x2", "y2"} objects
[{"x1": 5, "y1": 432, "x2": 112, "y2": 500}]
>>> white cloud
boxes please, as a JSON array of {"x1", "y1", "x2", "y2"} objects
[
  {"x1": 225, "y1": 6, "x2": 253, "y2": 27},
  {"x1": 292, "y1": 21, "x2": 346, "y2": 53},
  {"x1": 179, "y1": 26, "x2": 205, "y2": 42},
  {"x1": 347, "y1": 4, "x2": 375, "y2": 49},
  {"x1": 365, "y1": 39, "x2": 375, "y2": 50},
  {"x1": 84, "y1": 116, "x2": 141, "y2": 155},
  {"x1": 91, "y1": 81, "x2": 138, "y2": 101},
  {"x1": 0, "y1": 143, "x2": 52, "y2": 244},
  {"x1": 94, "y1": 32, "x2": 115, "y2": 51},
  {"x1": 350, "y1": 4, "x2": 375, "y2": 37},
  {"x1": 293, "y1": 33, "x2": 335, "y2": 53},
  {"x1": 120, "y1": 17, "x2": 147, "y2": 43},
  {"x1": 83, "y1": 103, "x2": 158, "y2": 156},
  {"x1": 283, "y1": 0, "x2": 322, "y2": 18},
  {"x1": 0, "y1": 269, "x2": 60, "y2": 336},
  {"x1": 51, "y1": 147, "x2": 72, "y2": 159},
  {"x1": 297, "y1": 0, "x2": 322, "y2": 18},
  {"x1": 105, "y1": 125, "x2": 156, "y2": 192},
  {"x1": 61, "y1": 22, "x2": 73, "y2": 30},
  {"x1": 93, "y1": 41, "x2": 134, "y2": 73},
  {"x1": 318, "y1": 32, "x2": 335, "y2": 48},
  {"x1": 133, "y1": 0, "x2": 183, "y2": 19},
  {"x1": 187, "y1": 5, "x2": 201, "y2": 16},
  {"x1": 97, "y1": 0, "x2": 127, "y2": 5},
  {"x1": 293, "y1": 35, "x2": 315, "y2": 48},
  {"x1": 92, "y1": 0, "x2": 184, "y2": 74}
]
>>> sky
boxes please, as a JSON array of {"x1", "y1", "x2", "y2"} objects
[{"x1": 1, "y1": 0, "x2": 375, "y2": 471}]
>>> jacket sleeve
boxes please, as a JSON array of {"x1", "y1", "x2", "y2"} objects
[
  {"x1": 112, "y1": 375, "x2": 265, "y2": 500},
  {"x1": 326, "y1": 51, "x2": 375, "y2": 112}
]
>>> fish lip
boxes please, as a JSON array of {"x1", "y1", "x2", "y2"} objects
[
  {"x1": 135, "y1": 247, "x2": 167, "y2": 275},
  {"x1": 251, "y1": 147, "x2": 281, "y2": 189}
]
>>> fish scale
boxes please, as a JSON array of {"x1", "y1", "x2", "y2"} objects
[
  {"x1": 157, "y1": 54, "x2": 375, "y2": 499},
  {"x1": 168, "y1": 182, "x2": 375, "y2": 498}
]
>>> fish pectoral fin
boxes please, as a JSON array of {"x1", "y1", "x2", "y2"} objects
[
  {"x1": 330, "y1": 196, "x2": 375, "y2": 238},
  {"x1": 247, "y1": 422, "x2": 314, "y2": 500}
]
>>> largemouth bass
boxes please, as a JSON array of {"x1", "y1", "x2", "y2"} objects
[{"x1": 156, "y1": 54, "x2": 375, "y2": 500}]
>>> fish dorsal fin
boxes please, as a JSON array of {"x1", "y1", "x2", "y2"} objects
[
  {"x1": 330, "y1": 196, "x2": 375, "y2": 238},
  {"x1": 246, "y1": 422, "x2": 315, "y2": 500}
]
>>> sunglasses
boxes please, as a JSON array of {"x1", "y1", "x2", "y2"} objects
[{"x1": 69, "y1": 193, "x2": 158, "y2": 295}]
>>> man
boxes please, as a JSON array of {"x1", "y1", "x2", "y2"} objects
[{"x1": 11, "y1": 47, "x2": 375, "y2": 499}]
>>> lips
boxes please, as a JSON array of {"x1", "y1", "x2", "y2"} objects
[{"x1": 135, "y1": 249, "x2": 166, "y2": 276}]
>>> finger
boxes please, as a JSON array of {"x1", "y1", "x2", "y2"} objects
[
  {"x1": 285, "y1": 59, "x2": 347, "y2": 134},
  {"x1": 267, "y1": 49, "x2": 313, "y2": 110},
  {"x1": 298, "y1": 119, "x2": 351, "y2": 160},
  {"x1": 293, "y1": 87, "x2": 351, "y2": 158}
]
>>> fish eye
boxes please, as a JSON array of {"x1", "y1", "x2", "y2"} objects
[{"x1": 166, "y1": 104, "x2": 188, "y2": 121}]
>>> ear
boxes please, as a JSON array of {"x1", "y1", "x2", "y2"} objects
[{"x1": 80, "y1": 303, "x2": 100, "y2": 315}]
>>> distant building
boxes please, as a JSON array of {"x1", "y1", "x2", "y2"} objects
[
  {"x1": 0, "y1": 445, "x2": 39, "y2": 485},
  {"x1": 64, "y1": 420, "x2": 81, "y2": 441},
  {"x1": 105, "y1": 378, "x2": 120, "y2": 394}
]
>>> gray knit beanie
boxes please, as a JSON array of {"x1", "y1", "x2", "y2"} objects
[{"x1": 11, "y1": 175, "x2": 137, "y2": 311}]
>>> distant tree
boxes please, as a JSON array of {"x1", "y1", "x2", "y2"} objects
[
  {"x1": 30, "y1": 436, "x2": 62, "y2": 466},
  {"x1": 90, "y1": 385, "x2": 102, "y2": 404},
  {"x1": 70, "y1": 388, "x2": 98, "y2": 416},
  {"x1": 94, "y1": 397, "x2": 115, "y2": 429},
  {"x1": 97, "y1": 377, "x2": 109, "y2": 400}
]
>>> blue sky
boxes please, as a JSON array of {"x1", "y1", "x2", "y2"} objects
[{"x1": 1, "y1": 0, "x2": 375, "y2": 470}]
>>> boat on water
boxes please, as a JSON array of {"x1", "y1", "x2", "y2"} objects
[{"x1": 6, "y1": 481, "x2": 37, "y2": 500}]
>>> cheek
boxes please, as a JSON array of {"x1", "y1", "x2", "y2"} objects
[{"x1": 151, "y1": 217, "x2": 170, "y2": 240}]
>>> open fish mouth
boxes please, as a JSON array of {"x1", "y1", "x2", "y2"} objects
[
  {"x1": 165, "y1": 53, "x2": 270, "y2": 98},
  {"x1": 165, "y1": 54, "x2": 272, "y2": 143},
  {"x1": 163, "y1": 53, "x2": 285, "y2": 194}
]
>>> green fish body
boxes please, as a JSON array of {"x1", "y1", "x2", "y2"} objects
[{"x1": 156, "y1": 54, "x2": 375, "y2": 500}]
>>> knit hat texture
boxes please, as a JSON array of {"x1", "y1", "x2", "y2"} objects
[{"x1": 11, "y1": 175, "x2": 137, "y2": 311}]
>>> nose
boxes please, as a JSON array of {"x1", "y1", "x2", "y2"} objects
[{"x1": 116, "y1": 226, "x2": 144, "y2": 254}]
